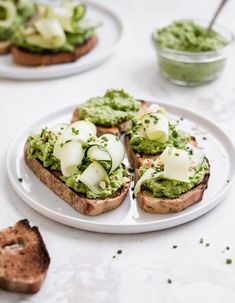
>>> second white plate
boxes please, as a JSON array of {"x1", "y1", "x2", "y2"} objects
[
  {"x1": 0, "y1": 1, "x2": 123, "y2": 80},
  {"x1": 7, "y1": 103, "x2": 235, "y2": 233}
]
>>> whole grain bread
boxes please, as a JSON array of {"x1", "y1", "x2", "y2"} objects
[
  {"x1": 71, "y1": 100, "x2": 148, "y2": 137},
  {"x1": 0, "y1": 219, "x2": 50, "y2": 294},
  {"x1": 125, "y1": 135, "x2": 198, "y2": 169},
  {"x1": 0, "y1": 41, "x2": 12, "y2": 54},
  {"x1": 12, "y1": 35, "x2": 97, "y2": 66},
  {"x1": 24, "y1": 142, "x2": 130, "y2": 216}
]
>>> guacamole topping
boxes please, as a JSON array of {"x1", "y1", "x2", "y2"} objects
[
  {"x1": 129, "y1": 112, "x2": 190, "y2": 155},
  {"x1": 12, "y1": 1, "x2": 97, "y2": 53},
  {"x1": 136, "y1": 145, "x2": 209, "y2": 199},
  {"x1": 28, "y1": 128, "x2": 61, "y2": 170},
  {"x1": 79, "y1": 89, "x2": 140, "y2": 127},
  {"x1": 155, "y1": 20, "x2": 228, "y2": 52},
  {"x1": 27, "y1": 123, "x2": 128, "y2": 199},
  {"x1": 142, "y1": 160, "x2": 208, "y2": 198}
]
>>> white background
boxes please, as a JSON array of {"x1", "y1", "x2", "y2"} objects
[{"x1": 1, "y1": 0, "x2": 235, "y2": 302}]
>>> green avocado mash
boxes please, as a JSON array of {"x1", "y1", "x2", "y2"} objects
[
  {"x1": 156, "y1": 20, "x2": 228, "y2": 52},
  {"x1": 129, "y1": 121, "x2": 190, "y2": 155},
  {"x1": 79, "y1": 90, "x2": 140, "y2": 127},
  {"x1": 62, "y1": 163, "x2": 126, "y2": 199},
  {"x1": 27, "y1": 128, "x2": 127, "y2": 199},
  {"x1": 154, "y1": 20, "x2": 229, "y2": 85},
  {"x1": 141, "y1": 160, "x2": 208, "y2": 198},
  {"x1": 28, "y1": 128, "x2": 60, "y2": 170}
]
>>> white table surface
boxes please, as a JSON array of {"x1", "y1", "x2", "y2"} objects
[{"x1": 1, "y1": 0, "x2": 235, "y2": 302}]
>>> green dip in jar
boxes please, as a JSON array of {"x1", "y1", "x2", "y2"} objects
[{"x1": 153, "y1": 20, "x2": 232, "y2": 86}]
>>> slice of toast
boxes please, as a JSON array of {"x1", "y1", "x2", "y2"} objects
[
  {"x1": 71, "y1": 100, "x2": 148, "y2": 137},
  {"x1": 12, "y1": 35, "x2": 97, "y2": 66},
  {"x1": 136, "y1": 173, "x2": 210, "y2": 214},
  {"x1": 24, "y1": 142, "x2": 130, "y2": 216},
  {"x1": 125, "y1": 135, "x2": 197, "y2": 169},
  {"x1": 0, "y1": 41, "x2": 12, "y2": 54},
  {"x1": 0, "y1": 220, "x2": 50, "y2": 294}
]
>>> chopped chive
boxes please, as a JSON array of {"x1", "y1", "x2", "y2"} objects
[
  {"x1": 172, "y1": 245, "x2": 177, "y2": 249},
  {"x1": 167, "y1": 278, "x2": 172, "y2": 284},
  {"x1": 226, "y1": 258, "x2": 232, "y2": 264},
  {"x1": 117, "y1": 250, "x2": 122, "y2": 254},
  {"x1": 205, "y1": 243, "x2": 210, "y2": 247},
  {"x1": 18, "y1": 178, "x2": 23, "y2": 182},
  {"x1": 199, "y1": 238, "x2": 204, "y2": 244}
]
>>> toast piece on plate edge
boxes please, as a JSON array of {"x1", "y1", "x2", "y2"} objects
[
  {"x1": 136, "y1": 173, "x2": 210, "y2": 214},
  {"x1": 0, "y1": 41, "x2": 12, "y2": 54}
]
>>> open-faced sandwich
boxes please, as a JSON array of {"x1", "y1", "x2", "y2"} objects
[
  {"x1": 0, "y1": 0, "x2": 35, "y2": 54},
  {"x1": 125, "y1": 104, "x2": 197, "y2": 169},
  {"x1": 24, "y1": 121, "x2": 130, "y2": 216},
  {"x1": 12, "y1": 0, "x2": 98, "y2": 66},
  {"x1": 134, "y1": 144, "x2": 210, "y2": 213},
  {"x1": 72, "y1": 89, "x2": 147, "y2": 136}
]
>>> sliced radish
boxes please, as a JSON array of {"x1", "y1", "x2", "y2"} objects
[
  {"x1": 79, "y1": 161, "x2": 109, "y2": 195},
  {"x1": 60, "y1": 141, "x2": 84, "y2": 177}
]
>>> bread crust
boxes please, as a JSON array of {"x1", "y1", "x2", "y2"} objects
[
  {"x1": 0, "y1": 219, "x2": 50, "y2": 294},
  {"x1": 71, "y1": 100, "x2": 148, "y2": 137},
  {"x1": 12, "y1": 35, "x2": 97, "y2": 66},
  {"x1": 125, "y1": 135, "x2": 197, "y2": 169},
  {"x1": 0, "y1": 41, "x2": 12, "y2": 54},
  {"x1": 24, "y1": 142, "x2": 130, "y2": 216}
]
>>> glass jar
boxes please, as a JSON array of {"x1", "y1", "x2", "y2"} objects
[{"x1": 152, "y1": 21, "x2": 234, "y2": 86}]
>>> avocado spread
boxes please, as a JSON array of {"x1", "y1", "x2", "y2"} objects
[
  {"x1": 129, "y1": 120, "x2": 190, "y2": 155},
  {"x1": 141, "y1": 160, "x2": 208, "y2": 198},
  {"x1": 156, "y1": 20, "x2": 228, "y2": 52},
  {"x1": 79, "y1": 89, "x2": 140, "y2": 127},
  {"x1": 154, "y1": 20, "x2": 229, "y2": 85},
  {"x1": 27, "y1": 128, "x2": 127, "y2": 199}
]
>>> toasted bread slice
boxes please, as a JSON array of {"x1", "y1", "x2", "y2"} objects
[
  {"x1": 71, "y1": 100, "x2": 148, "y2": 137},
  {"x1": 0, "y1": 41, "x2": 12, "y2": 54},
  {"x1": 0, "y1": 220, "x2": 50, "y2": 294},
  {"x1": 136, "y1": 173, "x2": 210, "y2": 214},
  {"x1": 24, "y1": 142, "x2": 130, "y2": 216},
  {"x1": 125, "y1": 135, "x2": 197, "y2": 169},
  {"x1": 12, "y1": 35, "x2": 97, "y2": 66}
]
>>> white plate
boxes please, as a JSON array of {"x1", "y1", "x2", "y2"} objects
[
  {"x1": 0, "y1": 1, "x2": 123, "y2": 80},
  {"x1": 7, "y1": 103, "x2": 235, "y2": 233}
]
